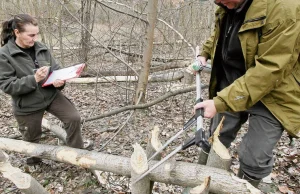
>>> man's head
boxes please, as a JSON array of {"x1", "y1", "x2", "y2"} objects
[{"x1": 214, "y1": 0, "x2": 245, "y2": 9}]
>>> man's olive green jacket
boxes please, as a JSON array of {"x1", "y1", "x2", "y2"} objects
[
  {"x1": 201, "y1": 0, "x2": 300, "y2": 137},
  {"x1": 0, "y1": 39, "x2": 61, "y2": 115}
]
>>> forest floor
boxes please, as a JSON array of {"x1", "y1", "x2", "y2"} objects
[{"x1": 0, "y1": 73, "x2": 299, "y2": 194}]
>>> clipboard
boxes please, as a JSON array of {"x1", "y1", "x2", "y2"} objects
[{"x1": 42, "y1": 63, "x2": 85, "y2": 87}]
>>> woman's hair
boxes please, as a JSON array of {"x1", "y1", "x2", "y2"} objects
[{"x1": 0, "y1": 14, "x2": 38, "y2": 46}]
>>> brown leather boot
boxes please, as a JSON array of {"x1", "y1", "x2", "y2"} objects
[{"x1": 237, "y1": 169, "x2": 261, "y2": 188}]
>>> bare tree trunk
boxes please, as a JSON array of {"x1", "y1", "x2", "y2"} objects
[
  {"x1": 80, "y1": 0, "x2": 94, "y2": 63},
  {"x1": 58, "y1": 0, "x2": 65, "y2": 67},
  {"x1": 0, "y1": 138, "x2": 260, "y2": 194},
  {"x1": 31, "y1": 0, "x2": 46, "y2": 43},
  {"x1": 134, "y1": 0, "x2": 158, "y2": 103},
  {"x1": 46, "y1": 0, "x2": 54, "y2": 52},
  {"x1": 0, "y1": 150, "x2": 49, "y2": 194}
]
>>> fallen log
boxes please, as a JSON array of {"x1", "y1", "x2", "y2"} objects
[
  {"x1": 67, "y1": 71, "x2": 183, "y2": 84},
  {"x1": 0, "y1": 150, "x2": 48, "y2": 194},
  {"x1": 0, "y1": 138, "x2": 258, "y2": 194},
  {"x1": 42, "y1": 118, "x2": 67, "y2": 144}
]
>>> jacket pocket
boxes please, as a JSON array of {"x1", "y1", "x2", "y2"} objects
[{"x1": 292, "y1": 66, "x2": 300, "y2": 86}]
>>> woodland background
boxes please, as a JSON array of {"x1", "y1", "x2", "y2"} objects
[{"x1": 0, "y1": 0, "x2": 299, "y2": 193}]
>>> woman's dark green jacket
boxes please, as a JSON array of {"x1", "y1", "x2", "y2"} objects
[{"x1": 0, "y1": 39, "x2": 61, "y2": 115}]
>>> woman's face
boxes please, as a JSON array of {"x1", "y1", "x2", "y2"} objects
[
  {"x1": 214, "y1": 0, "x2": 244, "y2": 9},
  {"x1": 14, "y1": 24, "x2": 39, "y2": 48}
]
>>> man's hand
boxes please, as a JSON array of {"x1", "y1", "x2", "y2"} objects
[
  {"x1": 34, "y1": 66, "x2": 50, "y2": 83},
  {"x1": 186, "y1": 56, "x2": 207, "y2": 74},
  {"x1": 194, "y1": 100, "x2": 217, "y2": 118},
  {"x1": 53, "y1": 79, "x2": 65, "y2": 88}
]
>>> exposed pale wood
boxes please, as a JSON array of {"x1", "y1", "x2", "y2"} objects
[
  {"x1": 206, "y1": 117, "x2": 231, "y2": 171},
  {"x1": 146, "y1": 126, "x2": 162, "y2": 160},
  {"x1": 145, "y1": 126, "x2": 163, "y2": 191},
  {"x1": 131, "y1": 143, "x2": 150, "y2": 194},
  {"x1": 189, "y1": 176, "x2": 210, "y2": 194},
  {"x1": 0, "y1": 150, "x2": 48, "y2": 194},
  {"x1": 0, "y1": 138, "x2": 258, "y2": 194},
  {"x1": 68, "y1": 71, "x2": 183, "y2": 84}
]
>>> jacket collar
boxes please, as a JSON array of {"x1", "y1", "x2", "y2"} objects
[
  {"x1": 7, "y1": 38, "x2": 48, "y2": 56},
  {"x1": 216, "y1": 0, "x2": 267, "y2": 32},
  {"x1": 240, "y1": 0, "x2": 267, "y2": 31}
]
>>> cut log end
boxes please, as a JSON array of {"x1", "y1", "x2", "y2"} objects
[
  {"x1": 151, "y1": 126, "x2": 162, "y2": 151},
  {"x1": 131, "y1": 143, "x2": 148, "y2": 174},
  {"x1": 206, "y1": 116, "x2": 231, "y2": 171}
]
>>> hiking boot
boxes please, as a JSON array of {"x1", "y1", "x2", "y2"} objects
[
  {"x1": 26, "y1": 157, "x2": 42, "y2": 166},
  {"x1": 83, "y1": 139, "x2": 94, "y2": 151},
  {"x1": 237, "y1": 169, "x2": 261, "y2": 188}
]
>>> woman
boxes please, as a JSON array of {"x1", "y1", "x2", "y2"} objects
[{"x1": 0, "y1": 14, "x2": 89, "y2": 165}]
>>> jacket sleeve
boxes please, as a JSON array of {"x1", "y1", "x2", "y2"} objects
[
  {"x1": 0, "y1": 55, "x2": 37, "y2": 96},
  {"x1": 200, "y1": 33, "x2": 215, "y2": 60},
  {"x1": 213, "y1": 18, "x2": 300, "y2": 112}
]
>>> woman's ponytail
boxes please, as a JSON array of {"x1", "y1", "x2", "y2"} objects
[{"x1": 1, "y1": 19, "x2": 15, "y2": 46}]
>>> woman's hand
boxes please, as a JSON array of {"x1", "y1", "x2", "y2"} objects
[
  {"x1": 34, "y1": 66, "x2": 50, "y2": 82},
  {"x1": 53, "y1": 79, "x2": 65, "y2": 88},
  {"x1": 194, "y1": 100, "x2": 217, "y2": 118}
]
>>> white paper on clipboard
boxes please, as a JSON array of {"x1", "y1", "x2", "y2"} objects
[{"x1": 42, "y1": 63, "x2": 85, "y2": 87}]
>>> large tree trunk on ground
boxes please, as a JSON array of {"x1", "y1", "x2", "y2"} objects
[
  {"x1": 0, "y1": 150, "x2": 48, "y2": 194},
  {"x1": 0, "y1": 138, "x2": 260, "y2": 194}
]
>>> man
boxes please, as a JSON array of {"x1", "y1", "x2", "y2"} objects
[{"x1": 190, "y1": 0, "x2": 300, "y2": 187}]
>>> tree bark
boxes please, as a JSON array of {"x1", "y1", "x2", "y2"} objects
[
  {"x1": 0, "y1": 150, "x2": 48, "y2": 194},
  {"x1": 0, "y1": 138, "x2": 259, "y2": 194}
]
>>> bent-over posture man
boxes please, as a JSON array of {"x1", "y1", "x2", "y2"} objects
[{"x1": 189, "y1": 0, "x2": 300, "y2": 187}]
